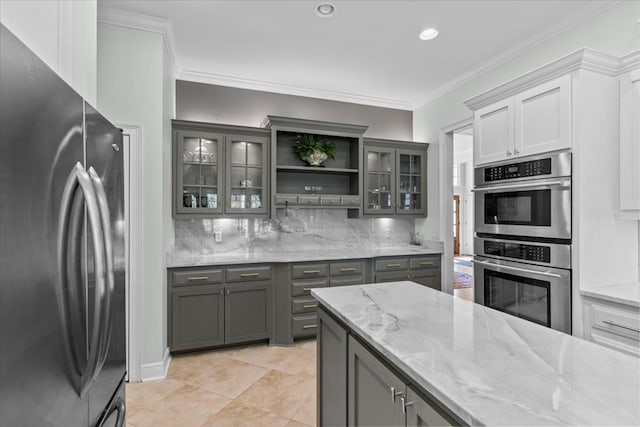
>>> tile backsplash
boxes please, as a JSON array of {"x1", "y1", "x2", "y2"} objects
[{"x1": 173, "y1": 209, "x2": 420, "y2": 254}]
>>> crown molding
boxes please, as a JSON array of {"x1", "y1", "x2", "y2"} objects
[
  {"x1": 412, "y1": 1, "x2": 620, "y2": 109},
  {"x1": 463, "y1": 48, "x2": 620, "y2": 111},
  {"x1": 617, "y1": 50, "x2": 640, "y2": 74},
  {"x1": 97, "y1": 7, "x2": 178, "y2": 76},
  {"x1": 177, "y1": 69, "x2": 413, "y2": 111}
]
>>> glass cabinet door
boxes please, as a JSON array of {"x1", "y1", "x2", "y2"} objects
[
  {"x1": 225, "y1": 135, "x2": 268, "y2": 214},
  {"x1": 176, "y1": 131, "x2": 224, "y2": 214},
  {"x1": 397, "y1": 149, "x2": 426, "y2": 215},
  {"x1": 364, "y1": 147, "x2": 395, "y2": 214}
]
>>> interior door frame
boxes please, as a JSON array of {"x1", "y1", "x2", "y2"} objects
[
  {"x1": 439, "y1": 117, "x2": 473, "y2": 295},
  {"x1": 119, "y1": 124, "x2": 142, "y2": 382},
  {"x1": 453, "y1": 195, "x2": 460, "y2": 255}
]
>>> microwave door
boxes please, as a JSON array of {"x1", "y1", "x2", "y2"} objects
[{"x1": 474, "y1": 177, "x2": 571, "y2": 240}]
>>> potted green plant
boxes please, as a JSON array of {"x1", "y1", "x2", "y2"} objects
[{"x1": 293, "y1": 134, "x2": 336, "y2": 166}]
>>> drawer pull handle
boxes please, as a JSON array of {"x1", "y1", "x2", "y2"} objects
[
  {"x1": 340, "y1": 267, "x2": 356, "y2": 272},
  {"x1": 303, "y1": 304, "x2": 318, "y2": 309},
  {"x1": 303, "y1": 270, "x2": 321, "y2": 274},
  {"x1": 602, "y1": 320, "x2": 640, "y2": 333},
  {"x1": 386, "y1": 263, "x2": 401, "y2": 268},
  {"x1": 420, "y1": 262, "x2": 434, "y2": 266},
  {"x1": 303, "y1": 324, "x2": 317, "y2": 329},
  {"x1": 303, "y1": 287, "x2": 312, "y2": 291},
  {"x1": 240, "y1": 272, "x2": 259, "y2": 277},
  {"x1": 187, "y1": 276, "x2": 208, "y2": 281}
]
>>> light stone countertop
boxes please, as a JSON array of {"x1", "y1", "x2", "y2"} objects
[
  {"x1": 580, "y1": 282, "x2": 640, "y2": 308},
  {"x1": 166, "y1": 246, "x2": 442, "y2": 268},
  {"x1": 312, "y1": 281, "x2": 640, "y2": 426}
]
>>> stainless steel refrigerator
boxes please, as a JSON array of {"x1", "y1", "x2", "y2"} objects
[{"x1": 0, "y1": 24, "x2": 126, "y2": 426}]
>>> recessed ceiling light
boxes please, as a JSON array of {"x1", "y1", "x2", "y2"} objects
[
  {"x1": 315, "y1": 3, "x2": 335, "y2": 17},
  {"x1": 419, "y1": 28, "x2": 439, "y2": 41}
]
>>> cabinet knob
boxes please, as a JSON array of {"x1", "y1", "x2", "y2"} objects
[
  {"x1": 390, "y1": 387, "x2": 403, "y2": 402},
  {"x1": 506, "y1": 150, "x2": 512, "y2": 156},
  {"x1": 401, "y1": 396, "x2": 414, "y2": 414},
  {"x1": 514, "y1": 148, "x2": 520, "y2": 155}
]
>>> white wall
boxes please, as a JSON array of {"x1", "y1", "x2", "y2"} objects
[
  {"x1": 97, "y1": 23, "x2": 172, "y2": 370},
  {"x1": 0, "y1": 0, "x2": 97, "y2": 104},
  {"x1": 413, "y1": 1, "x2": 640, "y2": 243}
]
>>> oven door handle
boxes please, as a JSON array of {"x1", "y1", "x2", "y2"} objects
[
  {"x1": 474, "y1": 259, "x2": 562, "y2": 278},
  {"x1": 471, "y1": 181, "x2": 567, "y2": 192}
]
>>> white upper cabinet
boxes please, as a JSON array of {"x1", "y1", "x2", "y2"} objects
[
  {"x1": 473, "y1": 98, "x2": 514, "y2": 165},
  {"x1": 619, "y1": 67, "x2": 640, "y2": 218},
  {"x1": 473, "y1": 75, "x2": 571, "y2": 165},
  {"x1": 515, "y1": 75, "x2": 572, "y2": 158}
]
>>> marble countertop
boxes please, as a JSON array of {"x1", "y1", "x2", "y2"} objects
[
  {"x1": 166, "y1": 246, "x2": 442, "y2": 268},
  {"x1": 312, "y1": 281, "x2": 640, "y2": 426},
  {"x1": 581, "y1": 282, "x2": 640, "y2": 308}
]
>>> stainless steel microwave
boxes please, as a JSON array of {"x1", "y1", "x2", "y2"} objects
[{"x1": 473, "y1": 151, "x2": 571, "y2": 241}]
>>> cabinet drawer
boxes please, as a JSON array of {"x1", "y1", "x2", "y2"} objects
[
  {"x1": 375, "y1": 271, "x2": 410, "y2": 283},
  {"x1": 330, "y1": 276, "x2": 364, "y2": 287},
  {"x1": 321, "y1": 195, "x2": 342, "y2": 206},
  {"x1": 292, "y1": 297, "x2": 319, "y2": 314},
  {"x1": 330, "y1": 260, "x2": 364, "y2": 276},
  {"x1": 292, "y1": 263, "x2": 329, "y2": 279},
  {"x1": 590, "y1": 303, "x2": 640, "y2": 342},
  {"x1": 226, "y1": 266, "x2": 272, "y2": 282},
  {"x1": 172, "y1": 269, "x2": 224, "y2": 286},
  {"x1": 292, "y1": 314, "x2": 318, "y2": 338},
  {"x1": 298, "y1": 195, "x2": 320, "y2": 205},
  {"x1": 341, "y1": 196, "x2": 360, "y2": 206},
  {"x1": 409, "y1": 256, "x2": 440, "y2": 270},
  {"x1": 375, "y1": 258, "x2": 409, "y2": 272},
  {"x1": 292, "y1": 279, "x2": 329, "y2": 296},
  {"x1": 275, "y1": 194, "x2": 298, "y2": 205}
]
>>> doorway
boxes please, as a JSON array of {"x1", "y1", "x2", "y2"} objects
[{"x1": 452, "y1": 125, "x2": 474, "y2": 301}]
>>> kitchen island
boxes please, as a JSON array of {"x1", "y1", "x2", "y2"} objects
[{"x1": 312, "y1": 281, "x2": 640, "y2": 426}]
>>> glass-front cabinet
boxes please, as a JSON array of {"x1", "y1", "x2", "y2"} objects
[
  {"x1": 397, "y1": 149, "x2": 426, "y2": 215},
  {"x1": 173, "y1": 121, "x2": 270, "y2": 217},
  {"x1": 176, "y1": 130, "x2": 224, "y2": 215},
  {"x1": 226, "y1": 135, "x2": 268, "y2": 214},
  {"x1": 365, "y1": 147, "x2": 395, "y2": 214},
  {"x1": 363, "y1": 139, "x2": 428, "y2": 216}
]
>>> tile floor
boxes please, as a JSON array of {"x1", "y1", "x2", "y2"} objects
[
  {"x1": 126, "y1": 339, "x2": 317, "y2": 427},
  {"x1": 127, "y1": 278, "x2": 473, "y2": 427}
]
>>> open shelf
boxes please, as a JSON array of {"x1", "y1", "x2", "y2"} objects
[{"x1": 276, "y1": 165, "x2": 359, "y2": 174}]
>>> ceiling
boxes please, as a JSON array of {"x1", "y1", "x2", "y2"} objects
[{"x1": 97, "y1": 0, "x2": 616, "y2": 110}]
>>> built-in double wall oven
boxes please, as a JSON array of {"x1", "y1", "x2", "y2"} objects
[{"x1": 473, "y1": 151, "x2": 572, "y2": 334}]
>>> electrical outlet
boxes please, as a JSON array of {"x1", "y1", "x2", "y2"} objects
[
  {"x1": 214, "y1": 228, "x2": 222, "y2": 242},
  {"x1": 385, "y1": 229, "x2": 391, "y2": 239}
]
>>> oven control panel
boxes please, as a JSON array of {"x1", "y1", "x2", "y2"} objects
[
  {"x1": 484, "y1": 241, "x2": 551, "y2": 263},
  {"x1": 484, "y1": 158, "x2": 552, "y2": 182}
]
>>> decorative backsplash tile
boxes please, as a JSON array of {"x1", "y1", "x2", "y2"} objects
[{"x1": 173, "y1": 209, "x2": 418, "y2": 254}]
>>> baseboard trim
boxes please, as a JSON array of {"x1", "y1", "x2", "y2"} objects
[{"x1": 140, "y1": 347, "x2": 171, "y2": 381}]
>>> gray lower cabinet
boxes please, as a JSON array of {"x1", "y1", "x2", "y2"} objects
[
  {"x1": 318, "y1": 306, "x2": 459, "y2": 427},
  {"x1": 374, "y1": 255, "x2": 441, "y2": 291},
  {"x1": 171, "y1": 285, "x2": 225, "y2": 351},
  {"x1": 225, "y1": 281, "x2": 272, "y2": 344},
  {"x1": 348, "y1": 335, "x2": 406, "y2": 427},
  {"x1": 169, "y1": 265, "x2": 272, "y2": 352},
  {"x1": 317, "y1": 308, "x2": 348, "y2": 426}
]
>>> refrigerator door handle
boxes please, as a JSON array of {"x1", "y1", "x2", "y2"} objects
[
  {"x1": 57, "y1": 162, "x2": 108, "y2": 397},
  {"x1": 88, "y1": 167, "x2": 114, "y2": 381}
]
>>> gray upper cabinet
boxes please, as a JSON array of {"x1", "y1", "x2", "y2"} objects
[
  {"x1": 175, "y1": 129, "x2": 225, "y2": 215},
  {"x1": 225, "y1": 134, "x2": 269, "y2": 215},
  {"x1": 173, "y1": 120, "x2": 270, "y2": 218},
  {"x1": 364, "y1": 139, "x2": 428, "y2": 217},
  {"x1": 265, "y1": 115, "x2": 367, "y2": 218}
]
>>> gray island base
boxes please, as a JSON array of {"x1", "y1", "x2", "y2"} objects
[{"x1": 312, "y1": 281, "x2": 640, "y2": 426}]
